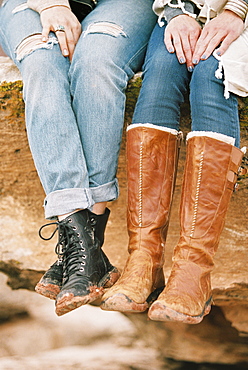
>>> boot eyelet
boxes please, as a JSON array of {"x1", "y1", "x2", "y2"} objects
[
  {"x1": 82, "y1": 255, "x2": 86, "y2": 259},
  {"x1": 90, "y1": 217, "x2": 96, "y2": 226},
  {"x1": 77, "y1": 233, "x2": 80, "y2": 237},
  {"x1": 80, "y1": 267, "x2": 84, "y2": 272},
  {"x1": 72, "y1": 226, "x2": 77, "y2": 230},
  {"x1": 68, "y1": 218, "x2": 72, "y2": 223},
  {"x1": 81, "y1": 261, "x2": 85, "y2": 266}
]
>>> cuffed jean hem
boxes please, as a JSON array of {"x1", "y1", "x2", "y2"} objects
[
  {"x1": 44, "y1": 188, "x2": 94, "y2": 220},
  {"x1": 91, "y1": 178, "x2": 119, "y2": 204}
]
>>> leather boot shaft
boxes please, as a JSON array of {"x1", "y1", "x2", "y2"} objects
[
  {"x1": 174, "y1": 135, "x2": 244, "y2": 267},
  {"x1": 127, "y1": 125, "x2": 182, "y2": 266},
  {"x1": 148, "y1": 134, "x2": 245, "y2": 323},
  {"x1": 101, "y1": 124, "x2": 181, "y2": 312}
]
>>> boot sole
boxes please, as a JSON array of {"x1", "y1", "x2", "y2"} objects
[
  {"x1": 148, "y1": 298, "x2": 212, "y2": 324},
  {"x1": 35, "y1": 267, "x2": 120, "y2": 301},
  {"x1": 55, "y1": 287, "x2": 105, "y2": 316},
  {"x1": 100, "y1": 286, "x2": 164, "y2": 313},
  {"x1": 55, "y1": 268, "x2": 121, "y2": 316},
  {"x1": 35, "y1": 282, "x2": 61, "y2": 300},
  {"x1": 101, "y1": 293, "x2": 149, "y2": 313}
]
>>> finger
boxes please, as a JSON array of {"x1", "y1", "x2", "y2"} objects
[
  {"x1": 199, "y1": 34, "x2": 224, "y2": 60},
  {"x1": 172, "y1": 34, "x2": 186, "y2": 65},
  {"x1": 188, "y1": 27, "x2": 201, "y2": 54},
  {"x1": 55, "y1": 31, "x2": 70, "y2": 57},
  {"x1": 64, "y1": 28, "x2": 77, "y2": 60},
  {"x1": 193, "y1": 32, "x2": 211, "y2": 63},
  {"x1": 180, "y1": 36, "x2": 194, "y2": 70},
  {"x1": 194, "y1": 27, "x2": 227, "y2": 61},
  {"x1": 188, "y1": 33, "x2": 199, "y2": 69},
  {"x1": 41, "y1": 25, "x2": 50, "y2": 42},
  {"x1": 71, "y1": 24, "x2": 82, "y2": 45},
  {"x1": 164, "y1": 29, "x2": 175, "y2": 53},
  {"x1": 215, "y1": 33, "x2": 235, "y2": 56}
]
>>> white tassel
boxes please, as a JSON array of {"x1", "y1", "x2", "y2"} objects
[
  {"x1": 213, "y1": 50, "x2": 230, "y2": 99},
  {"x1": 158, "y1": 12, "x2": 166, "y2": 27},
  {"x1": 223, "y1": 80, "x2": 230, "y2": 100},
  {"x1": 214, "y1": 51, "x2": 223, "y2": 79},
  {"x1": 215, "y1": 60, "x2": 223, "y2": 79}
]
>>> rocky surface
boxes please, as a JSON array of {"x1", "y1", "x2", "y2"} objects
[
  {"x1": 0, "y1": 57, "x2": 21, "y2": 82},
  {"x1": 1, "y1": 271, "x2": 248, "y2": 369},
  {"x1": 0, "y1": 57, "x2": 248, "y2": 367}
]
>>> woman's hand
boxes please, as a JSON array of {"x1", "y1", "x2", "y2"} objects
[
  {"x1": 192, "y1": 10, "x2": 244, "y2": 64},
  {"x1": 40, "y1": 6, "x2": 82, "y2": 60},
  {"x1": 164, "y1": 15, "x2": 202, "y2": 71}
]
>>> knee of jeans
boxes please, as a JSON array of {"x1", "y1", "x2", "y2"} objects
[
  {"x1": 144, "y1": 48, "x2": 178, "y2": 77},
  {"x1": 82, "y1": 21, "x2": 127, "y2": 39},
  {"x1": 191, "y1": 58, "x2": 219, "y2": 87},
  {"x1": 15, "y1": 33, "x2": 58, "y2": 63},
  {"x1": 75, "y1": 21, "x2": 127, "y2": 65},
  {"x1": 70, "y1": 21, "x2": 130, "y2": 85}
]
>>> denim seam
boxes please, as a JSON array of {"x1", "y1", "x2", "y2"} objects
[{"x1": 125, "y1": 42, "x2": 149, "y2": 77}]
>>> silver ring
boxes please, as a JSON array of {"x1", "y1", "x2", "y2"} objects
[{"x1": 54, "y1": 25, "x2": 65, "y2": 32}]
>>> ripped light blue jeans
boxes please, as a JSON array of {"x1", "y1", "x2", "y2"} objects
[
  {"x1": 132, "y1": 23, "x2": 240, "y2": 147},
  {"x1": 0, "y1": 0, "x2": 157, "y2": 218}
]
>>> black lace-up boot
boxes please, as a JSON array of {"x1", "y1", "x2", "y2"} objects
[
  {"x1": 35, "y1": 260, "x2": 63, "y2": 300},
  {"x1": 88, "y1": 209, "x2": 119, "y2": 288},
  {"x1": 55, "y1": 209, "x2": 119, "y2": 316},
  {"x1": 35, "y1": 221, "x2": 66, "y2": 300},
  {"x1": 35, "y1": 208, "x2": 119, "y2": 301}
]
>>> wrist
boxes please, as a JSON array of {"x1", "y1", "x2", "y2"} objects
[
  {"x1": 224, "y1": 0, "x2": 248, "y2": 21},
  {"x1": 40, "y1": 5, "x2": 71, "y2": 14},
  {"x1": 164, "y1": 0, "x2": 195, "y2": 23},
  {"x1": 27, "y1": 0, "x2": 71, "y2": 14}
]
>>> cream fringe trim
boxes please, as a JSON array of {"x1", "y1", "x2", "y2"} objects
[
  {"x1": 187, "y1": 131, "x2": 236, "y2": 146},
  {"x1": 127, "y1": 123, "x2": 179, "y2": 136}
]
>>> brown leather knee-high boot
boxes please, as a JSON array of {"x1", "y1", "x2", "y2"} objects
[
  {"x1": 101, "y1": 124, "x2": 182, "y2": 312},
  {"x1": 148, "y1": 132, "x2": 245, "y2": 324}
]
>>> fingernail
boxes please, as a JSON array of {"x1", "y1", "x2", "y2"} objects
[
  {"x1": 188, "y1": 66, "x2": 194, "y2": 72},
  {"x1": 193, "y1": 59, "x2": 198, "y2": 65},
  {"x1": 216, "y1": 51, "x2": 222, "y2": 56},
  {"x1": 63, "y1": 49, "x2": 69, "y2": 56},
  {"x1": 168, "y1": 47, "x2": 174, "y2": 53},
  {"x1": 201, "y1": 54, "x2": 207, "y2": 60},
  {"x1": 179, "y1": 57, "x2": 185, "y2": 64},
  {"x1": 42, "y1": 37, "x2": 46, "y2": 42}
]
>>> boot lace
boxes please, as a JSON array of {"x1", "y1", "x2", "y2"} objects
[
  {"x1": 39, "y1": 218, "x2": 89, "y2": 282},
  {"x1": 39, "y1": 221, "x2": 67, "y2": 263}
]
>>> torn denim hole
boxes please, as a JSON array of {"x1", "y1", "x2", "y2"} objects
[
  {"x1": 15, "y1": 34, "x2": 58, "y2": 62},
  {"x1": 82, "y1": 22, "x2": 127, "y2": 38},
  {"x1": 1, "y1": 0, "x2": 10, "y2": 8},
  {"x1": 12, "y1": 2, "x2": 28, "y2": 13}
]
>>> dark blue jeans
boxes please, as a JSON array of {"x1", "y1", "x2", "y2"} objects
[{"x1": 132, "y1": 23, "x2": 240, "y2": 147}]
